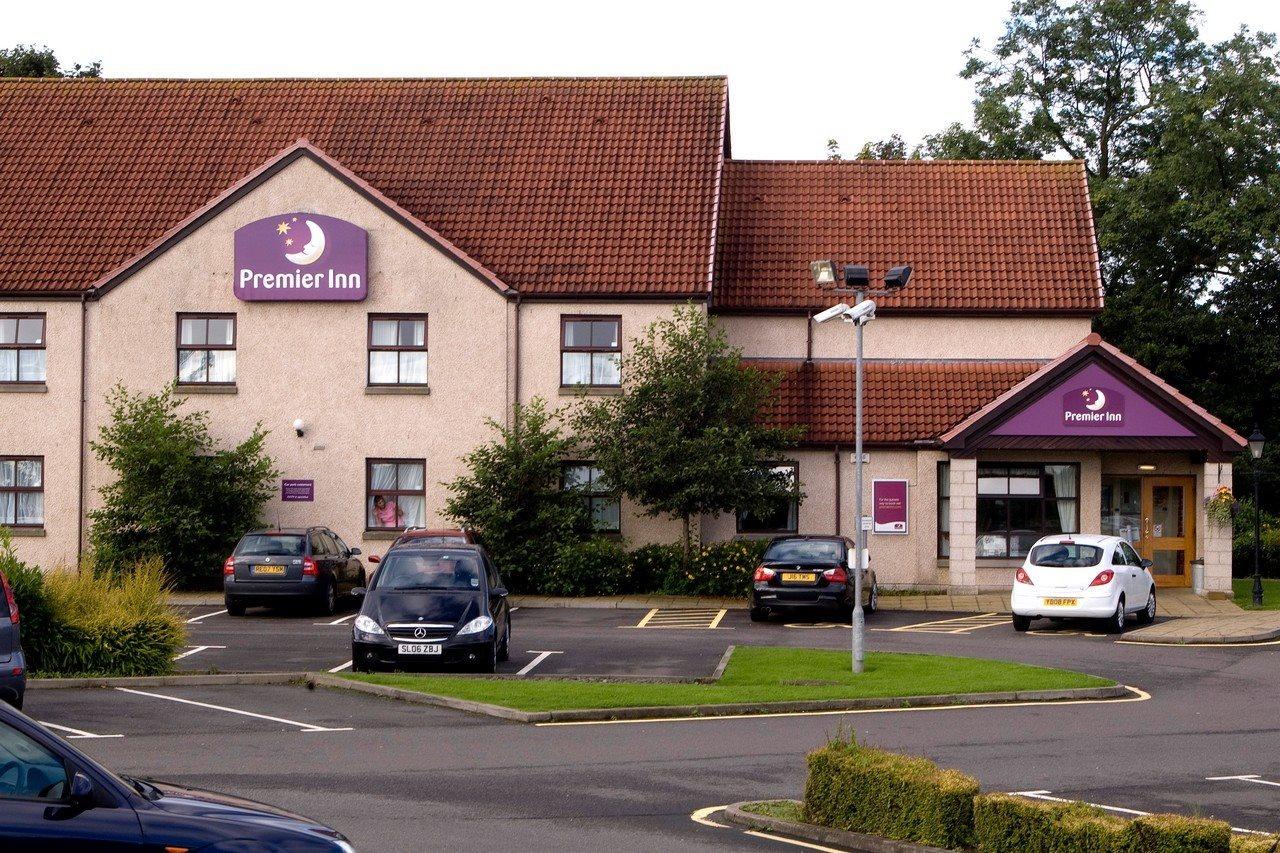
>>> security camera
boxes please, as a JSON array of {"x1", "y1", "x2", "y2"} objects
[
  {"x1": 841, "y1": 299, "x2": 877, "y2": 325},
  {"x1": 813, "y1": 302, "x2": 851, "y2": 323}
]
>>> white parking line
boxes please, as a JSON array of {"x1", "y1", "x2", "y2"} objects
[
  {"x1": 314, "y1": 613, "x2": 358, "y2": 626},
  {"x1": 39, "y1": 721, "x2": 124, "y2": 740},
  {"x1": 517, "y1": 650, "x2": 563, "y2": 676},
  {"x1": 328, "y1": 660, "x2": 353, "y2": 673},
  {"x1": 690, "y1": 806, "x2": 847, "y2": 852},
  {"x1": 1011, "y1": 790, "x2": 1269, "y2": 835},
  {"x1": 173, "y1": 645, "x2": 227, "y2": 660},
  {"x1": 184, "y1": 609, "x2": 227, "y2": 624},
  {"x1": 114, "y1": 687, "x2": 353, "y2": 733},
  {"x1": 881, "y1": 612, "x2": 1008, "y2": 635},
  {"x1": 1207, "y1": 774, "x2": 1280, "y2": 788}
]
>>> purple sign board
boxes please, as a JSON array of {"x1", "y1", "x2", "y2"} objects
[
  {"x1": 281, "y1": 479, "x2": 314, "y2": 502},
  {"x1": 991, "y1": 363, "x2": 1194, "y2": 438},
  {"x1": 872, "y1": 479, "x2": 909, "y2": 534},
  {"x1": 234, "y1": 213, "x2": 367, "y2": 301}
]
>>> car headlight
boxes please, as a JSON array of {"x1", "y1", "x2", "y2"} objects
[
  {"x1": 455, "y1": 615, "x2": 494, "y2": 636},
  {"x1": 353, "y1": 615, "x2": 385, "y2": 637}
]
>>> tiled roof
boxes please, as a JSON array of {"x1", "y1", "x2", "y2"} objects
[
  {"x1": 0, "y1": 77, "x2": 726, "y2": 296},
  {"x1": 714, "y1": 160, "x2": 1102, "y2": 314},
  {"x1": 756, "y1": 359, "x2": 1044, "y2": 444}
]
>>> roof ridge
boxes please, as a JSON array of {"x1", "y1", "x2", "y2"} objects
[
  {"x1": 0, "y1": 75, "x2": 728, "y2": 84},
  {"x1": 728, "y1": 157, "x2": 1086, "y2": 166}
]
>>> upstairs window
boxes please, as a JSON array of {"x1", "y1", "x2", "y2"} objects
[
  {"x1": 0, "y1": 314, "x2": 46, "y2": 383},
  {"x1": 368, "y1": 315, "x2": 428, "y2": 386},
  {"x1": 561, "y1": 316, "x2": 621, "y2": 387},
  {"x1": 177, "y1": 314, "x2": 236, "y2": 385}
]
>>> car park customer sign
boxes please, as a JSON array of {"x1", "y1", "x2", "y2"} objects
[
  {"x1": 281, "y1": 479, "x2": 315, "y2": 502},
  {"x1": 872, "y1": 479, "x2": 909, "y2": 534},
  {"x1": 234, "y1": 213, "x2": 368, "y2": 301}
]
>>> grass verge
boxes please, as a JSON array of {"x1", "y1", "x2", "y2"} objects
[
  {"x1": 741, "y1": 800, "x2": 804, "y2": 822},
  {"x1": 341, "y1": 646, "x2": 1113, "y2": 712},
  {"x1": 1233, "y1": 577, "x2": 1280, "y2": 610}
]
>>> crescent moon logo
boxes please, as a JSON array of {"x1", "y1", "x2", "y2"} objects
[
  {"x1": 1084, "y1": 388, "x2": 1107, "y2": 411},
  {"x1": 285, "y1": 219, "x2": 326, "y2": 266}
]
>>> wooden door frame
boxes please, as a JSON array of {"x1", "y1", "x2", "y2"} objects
[{"x1": 1139, "y1": 475, "x2": 1196, "y2": 588}]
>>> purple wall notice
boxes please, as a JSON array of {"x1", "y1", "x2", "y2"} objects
[
  {"x1": 872, "y1": 479, "x2": 909, "y2": 534},
  {"x1": 991, "y1": 363, "x2": 1194, "y2": 437},
  {"x1": 281, "y1": 479, "x2": 314, "y2": 502},
  {"x1": 234, "y1": 213, "x2": 368, "y2": 301}
]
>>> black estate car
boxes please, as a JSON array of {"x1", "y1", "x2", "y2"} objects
[
  {"x1": 751, "y1": 535, "x2": 879, "y2": 622},
  {"x1": 224, "y1": 527, "x2": 365, "y2": 616},
  {"x1": 351, "y1": 544, "x2": 510, "y2": 673}
]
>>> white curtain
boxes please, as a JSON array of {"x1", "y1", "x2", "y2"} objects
[{"x1": 1051, "y1": 465, "x2": 1078, "y2": 532}]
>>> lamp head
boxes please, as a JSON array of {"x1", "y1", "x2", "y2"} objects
[
  {"x1": 843, "y1": 264, "x2": 870, "y2": 288},
  {"x1": 883, "y1": 265, "x2": 913, "y2": 290},
  {"x1": 293, "y1": 418, "x2": 305, "y2": 438},
  {"x1": 1249, "y1": 427, "x2": 1265, "y2": 460},
  {"x1": 809, "y1": 260, "x2": 837, "y2": 287}
]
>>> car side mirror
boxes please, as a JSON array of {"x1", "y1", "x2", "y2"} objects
[
  {"x1": 349, "y1": 547, "x2": 361, "y2": 556},
  {"x1": 1140, "y1": 558, "x2": 1153, "y2": 569},
  {"x1": 491, "y1": 586, "x2": 508, "y2": 598},
  {"x1": 69, "y1": 771, "x2": 96, "y2": 806},
  {"x1": 352, "y1": 587, "x2": 366, "y2": 598},
  {"x1": 367, "y1": 554, "x2": 380, "y2": 564}
]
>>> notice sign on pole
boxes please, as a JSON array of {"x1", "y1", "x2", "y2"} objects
[
  {"x1": 872, "y1": 479, "x2": 909, "y2": 534},
  {"x1": 281, "y1": 479, "x2": 314, "y2": 502}
]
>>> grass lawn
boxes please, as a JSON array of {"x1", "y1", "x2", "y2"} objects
[
  {"x1": 741, "y1": 800, "x2": 804, "y2": 822},
  {"x1": 341, "y1": 646, "x2": 1113, "y2": 712},
  {"x1": 1233, "y1": 577, "x2": 1280, "y2": 610}
]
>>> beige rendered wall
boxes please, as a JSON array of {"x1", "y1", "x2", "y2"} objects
[
  {"x1": 0, "y1": 299, "x2": 84, "y2": 570},
  {"x1": 83, "y1": 156, "x2": 513, "y2": 557},
  {"x1": 717, "y1": 314, "x2": 1091, "y2": 360}
]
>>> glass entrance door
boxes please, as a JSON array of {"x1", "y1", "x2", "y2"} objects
[{"x1": 1101, "y1": 475, "x2": 1195, "y2": 588}]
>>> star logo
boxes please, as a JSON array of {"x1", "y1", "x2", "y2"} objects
[
  {"x1": 276, "y1": 221, "x2": 291, "y2": 235},
  {"x1": 285, "y1": 238, "x2": 293, "y2": 246}
]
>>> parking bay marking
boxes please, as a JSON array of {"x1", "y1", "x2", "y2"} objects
[
  {"x1": 691, "y1": 805, "x2": 867, "y2": 852},
  {"x1": 635, "y1": 608, "x2": 730, "y2": 629},
  {"x1": 1011, "y1": 790, "x2": 1270, "y2": 836},
  {"x1": 1207, "y1": 774, "x2": 1280, "y2": 789},
  {"x1": 314, "y1": 613, "x2": 358, "y2": 626},
  {"x1": 875, "y1": 613, "x2": 1009, "y2": 635},
  {"x1": 517, "y1": 650, "x2": 563, "y2": 676},
  {"x1": 113, "y1": 687, "x2": 353, "y2": 733},
  {"x1": 174, "y1": 645, "x2": 226, "y2": 660},
  {"x1": 328, "y1": 661, "x2": 353, "y2": 673},
  {"x1": 39, "y1": 721, "x2": 123, "y2": 740},
  {"x1": 184, "y1": 608, "x2": 228, "y2": 624}
]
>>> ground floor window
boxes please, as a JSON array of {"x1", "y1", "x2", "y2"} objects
[
  {"x1": 366, "y1": 459, "x2": 425, "y2": 531},
  {"x1": 0, "y1": 456, "x2": 43, "y2": 529},
  {"x1": 561, "y1": 462, "x2": 621, "y2": 533},
  {"x1": 975, "y1": 463, "x2": 1078, "y2": 558},
  {"x1": 737, "y1": 463, "x2": 799, "y2": 534},
  {"x1": 938, "y1": 462, "x2": 951, "y2": 557}
]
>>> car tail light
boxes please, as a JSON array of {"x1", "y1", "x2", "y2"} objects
[
  {"x1": 753, "y1": 566, "x2": 775, "y2": 582},
  {"x1": 1089, "y1": 570, "x2": 1115, "y2": 587},
  {"x1": 222, "y1": 556, "x2": 235, "y2": 576},
  {"x1": 1, "y1": 572, "x2": 18, "y2": 625},
  {"x1": 302, "y1": 557, "x2": 319, "y2": 577},
  {"x1": 823, "y1": 566, "x2": 848, "y2": 584},
  {"x1": 1015, "y1": 567, "x2": 1033, "y2": 585}
]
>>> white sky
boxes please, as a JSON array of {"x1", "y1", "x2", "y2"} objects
[{"x1": 6, "y1": 0, "x2": 1279, "y2": 159}]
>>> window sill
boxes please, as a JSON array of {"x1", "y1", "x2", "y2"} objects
[
  {"x1": 365, "y1": 385, "x2": 431, "y2": 396},
  {"x1": 5, "y1": 527, "x2": 45, "y2": 537},
  {"x1": 559, "y1": 385, "x2": 622, "y2": 397},
  {"x1": 0, "y1": 382, "x2": 47, "y2": 393},
  {"x1": 176, "y1": 384, "x2": 238, "y2": 395},
  {"x1": 362, "y1": 530, "x2": 403, "y2": 540}
]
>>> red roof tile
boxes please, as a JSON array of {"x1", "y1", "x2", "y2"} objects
[
  {"x1": 714, "y1": 160, "x2": 1103, "y2": 314},
  {"x1": 756, "y1": 359, "x2": 1044, "y2": 444},
  {"x1": 0, "y1": 77, "x2": 726, "y2": 296}
]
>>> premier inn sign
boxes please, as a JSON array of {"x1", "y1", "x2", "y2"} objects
[{"x1": 234, "y1": 213, "x2": 368, "y2": 301}]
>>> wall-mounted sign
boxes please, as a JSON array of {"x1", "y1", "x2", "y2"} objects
[
  {"x1": 872, "y1": 479, "x2": 909, "y2": 534},
  {"x1": 234, "y1": 213, "x2": 367, "y2": 301},
  {"x1": 281, "y1": 479, "x2": 315, "y2": 502},
  {"x1": 1062, "y1": 385, "x2": 1125, "y2": 427}
]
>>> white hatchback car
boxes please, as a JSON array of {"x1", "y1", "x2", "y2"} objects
[{"x1": 1010, "y1": 534, "x2": 1156, "y2": 633}]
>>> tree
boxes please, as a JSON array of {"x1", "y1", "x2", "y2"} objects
[
  {"x1": 0, "y1": 44, "x2": 101, "y2": 78},
  {"x1": 825, "y1": 138, "x2": 844, "y2": 160},
  {"x1": 88, "y1": 385, "x2": 278, "y2": 588},
  {"x1": 856, "y1": 133, "x2": 910, "y2": 160},
  {"x1": 444, "y1": 399, "x2": 587, "y2": 591},
  {"x1": 571, "y1": 306, "x2": 804, "y2": 558}
]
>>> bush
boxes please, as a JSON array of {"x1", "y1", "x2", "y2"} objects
[
  {"x1": 626, "y1": 544, "x2": 681, "y2": 594},
  {"x1": 974, "y1": 793, "x2": 1128, "y2": 852},
  {"x1": 0, "y1": 530, "x2": 54, "y2": 672},
  {"x1": 1123, "y1": 814, "x2": 1232, "y2": 853},
  {"x1": 803, "y1": 736, "x2": 978, "y2": 849},
  {"x1": 540, "y1": 539, "x2": 630, "y2": 597},
  {"x1": 1232, "y1": 834, "x2": 1280, "y2": 853},
  {"x1": 681, "y1": 540, "x2": 767, "y2": 596},
  {"x1": 517, "y1": 538, "x2": 768, "y2": 597}
]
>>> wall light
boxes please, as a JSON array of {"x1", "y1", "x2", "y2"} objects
[
  {"x1": 293, "y1": 418, "x2": 305, "y2": 438},
  {"x1": 1137, "y1": 464, "x2": 1156, "y2": 471}
]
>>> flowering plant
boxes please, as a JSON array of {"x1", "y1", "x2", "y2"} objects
[{"x1": 1204, "y1": 485, "x2": 1237, "y2": 526}]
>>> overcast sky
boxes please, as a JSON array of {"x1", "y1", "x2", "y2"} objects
[{"x1": 7, "y1": 0, "x2": 1279, "y2": 159}]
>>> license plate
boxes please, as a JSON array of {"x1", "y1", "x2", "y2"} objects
[
  {"x1": 781, "y1": 572, "x2": 817, "y2": 583},
  {"x1": 1043, "y1": 597, "x2": 1079, "y2": 607},
  {"x1": 397, "y1": 643, "x2": 442, "y2": 655},
  {"x1": 251, "y1": 565, "x2": 286, "y2": 576}
]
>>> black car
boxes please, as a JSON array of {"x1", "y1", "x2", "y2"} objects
[
  {"x1": 224, "y1": 527, "x2": 365, "y2": 617},
  {"x1": 0, "y1": 567, "x2": 26, "y2": 710},
  {"x1": 750, "y1": 535, "x2": 878, "y2": 622},
  {"x1": 0, "y1": 700, "x2": 353, "y2": 850},
  {"x1": 351, "y1": 545, "x2": 511, "y2": 673}
]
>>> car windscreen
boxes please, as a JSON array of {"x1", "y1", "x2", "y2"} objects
[
  {"x1": 1029, "y1": 543, "x2": 1104, "y2": 568},
  {"x1": 376, "y1": 553, "x2": 483, "y2": 591},
  {"x1": 235, "y1": 534, "x2": 305, "y2": 557},
  {"x1": 763, "y1": 539, "x2": 844, "y2": 564}
]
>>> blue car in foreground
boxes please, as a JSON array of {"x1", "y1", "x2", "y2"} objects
[{"x1": 0, "y1": 701, "x2": 352, "y2": 851}]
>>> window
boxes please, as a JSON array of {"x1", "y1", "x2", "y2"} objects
[
  {"x1": 368, "y1": 315, "x2": 428, "y2": 386},
  {"x1": 0, "y1": 314, "x2": 46, "y2": 384},
  {"x1": 562, "y1": 463, "x2": 621, "y2": 533},
  {"x1": 0, "y1": 457, "x2": 43, "y2": 529},
  {"x1": 366, "y1": 459, "x2": 426, "y2": 531},
  {"x1": 976, "y1": 463, "x2": 1078, "y2": 558},
  {"x1": 561, "y1": 316, "x2": 621, "y2": 387},
  {"x1": 177, "y1": 314, "x2": 236, "y2": 385},
  {"x1": 937, "y1": 462, "x2": 951, "y2": 558},
  {"x1": 0, "y1": 718, "x2": 69, "y2": 801},
  {"x1": 737, "y1": 463, "x2": 799, "y2": 534}
]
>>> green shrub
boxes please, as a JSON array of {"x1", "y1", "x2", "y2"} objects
[
  {"x1": 540, "y1": 539, "x2": 630, "y2": 596},
  {"x1": 803, "y1": 736, "x2": 978, "y2": 849},
  {"x1": 1122, "y1": 814, "x2": 1232, "y2": 852},
  {"x1": 626, "y1": 543, "x2": 682, "y2": 594},
  {"x1": 1232, "y1": 834, "x2": 1280, "y2": 853},
  {"x1": 974, "y1": 793, "x2": 1128, "y2": 852},
  {"x1": 0, "y1": 530, "x2": 54, "y2": 672},
  {"x1": 658, "y1": 539, "x2": 767, "y2": 597}
]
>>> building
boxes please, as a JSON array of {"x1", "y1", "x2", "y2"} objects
[{"x1": 0, "y1": 77, "x2": 1244, "y2": 594}]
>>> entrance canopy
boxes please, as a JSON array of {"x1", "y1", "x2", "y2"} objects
[{"x1": 940, "y1": 334, "x2": 1245, "y2": 460}]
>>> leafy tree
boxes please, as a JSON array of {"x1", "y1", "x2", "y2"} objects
[
  {"x1": 856, "y1": 133, "x2": 911, "y2": 160},
  {"x1": 825, "y1": 138, "x2": 844, "y2": 160},
  {"x1": 88, "y1": 385, "x2": 278, "y2": 588},
  {"x1": 571, "y1": 305, "x2": 803, "y2": 558},
  {"x1": 444, "y1": 399, "x2": 588, "y2": 591},
  {"x1": 0, "y1": 44, "x2": 101, "y2": 78}
]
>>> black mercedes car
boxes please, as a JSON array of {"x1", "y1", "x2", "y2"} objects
[
  {"x1": 750, "y1": 535, "x2": 878, "y2": 622},
  {"x1": 223, "y1": 527, "x2": 365, "y2": 617},
  {"x1": 351, "y1": 545, "x2": 510, "y2": 673}
]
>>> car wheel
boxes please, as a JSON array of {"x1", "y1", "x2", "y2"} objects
[
  {"x1": 316, "y1": 581, "x2": 337, "y2": 617},
  {"x1": 8, "y1": 693, "x2": 22, "y2": 711},
  {"x1": 497, "y1": 614, "x2": 510, "y2": 662},
  {"x1": 749, "y1": 607, "x2": 769, "y2": 623},
  {"x1": 476, "y1": 641, "x2": 497, "y2": 674},
  {"x1": 1137, "y1": 588, "x2": 1156, "y2": 625},
  {"x1": 350, "y1": 655, "x2": 370, "y2": 674},
  {"x1": 225, "y1": 597, "x2": 246, "y2": 617},
  {"x1": 864, "y1": 582, "x2": 879, "y2": 615},
  {"x1": 1104, "y1": 596, "x2": 1127, "y2": 634},
  {"x1": 1012, "y1": 614, "x2": 1031, "y2": 632}
]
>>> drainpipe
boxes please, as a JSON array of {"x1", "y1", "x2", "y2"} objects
[
  {"x1": 76, "y1": 290, "x2": 90, "y2": 569},
  {"x1": 806, "y1": 311, "x2": 814, "y2": 363},
  {"x1": 513, "y1": 294, "x2": 522, "y2": 419},
  {"x1": 833, "y1": 444, "x2": 842, "y2": 535}
]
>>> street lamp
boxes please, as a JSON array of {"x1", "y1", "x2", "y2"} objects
[
  {"x1": 1249, "y1": 427, "x2": 1265, "y2": 607},
  {"x1": 811, "y1": 260, "x2": 913, "y2": 673}
]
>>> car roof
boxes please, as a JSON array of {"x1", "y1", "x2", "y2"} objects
[
  {"x1": 386, "y1": 543, "x2": 484, "y2": 554},
  {"x1": 1032, "y1": 534, "x2": 1118, "y2": 547},
  {"x1": 246, "y1": 528, "x2": 321, "y2": 536},
  {"x1": 767, "y1": 535, "x2": 845, "y2": 543}
]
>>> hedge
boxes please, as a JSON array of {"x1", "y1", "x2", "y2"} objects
[
  {"x1": 515, "y1": 538, "x2": 768, "y2": 597},
  {"x1": 803, "y1": 737, "x2": 978, "y2": 849}
]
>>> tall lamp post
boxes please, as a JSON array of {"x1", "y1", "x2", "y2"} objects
[
  {"x1": 810, "y1": 260, "x2": 913, "y2": 673},
  {"x1": 1249, "y1": 427, "x2": 1266, "y2": 607}
]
